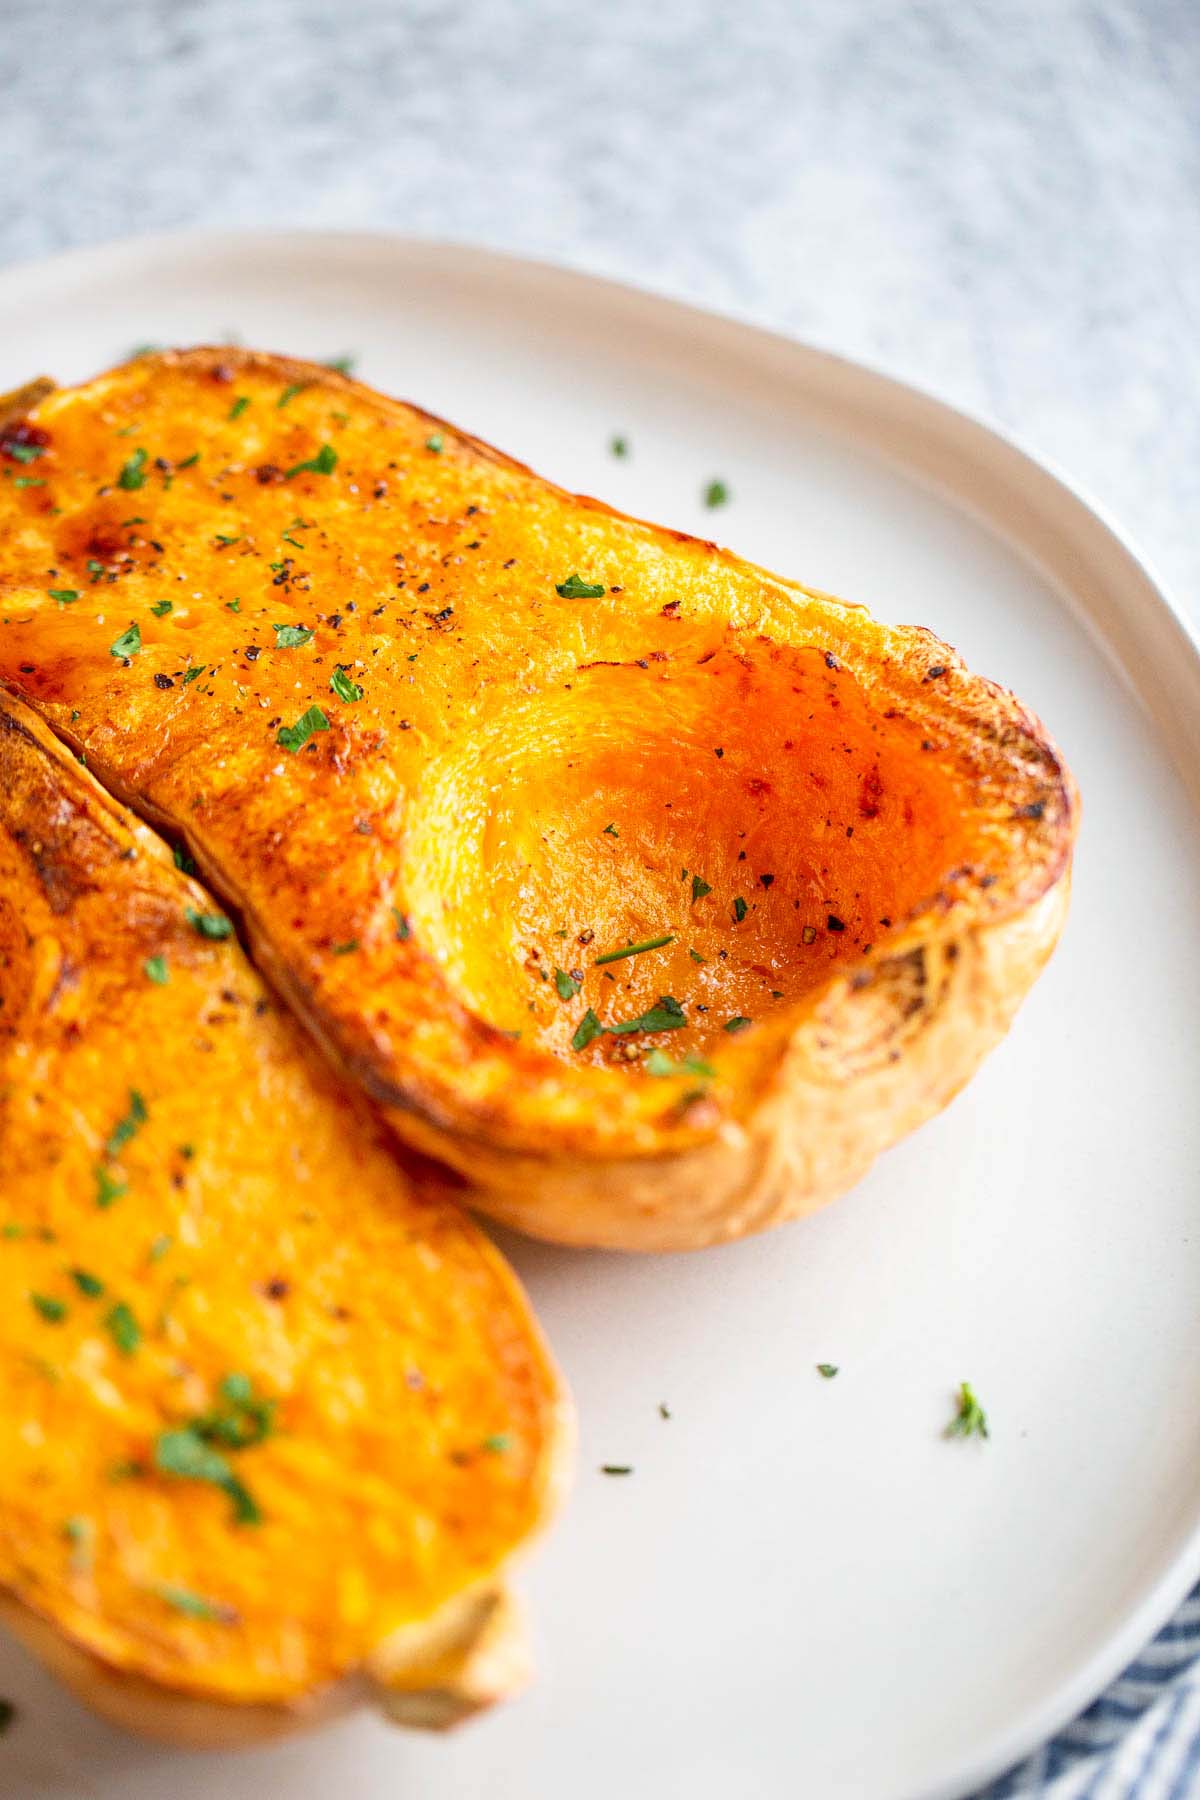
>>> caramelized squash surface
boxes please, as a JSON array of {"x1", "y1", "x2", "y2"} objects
[
  {"x1": 0, "y1": 695, "x2": 568, "y2": 1740},
  {"x1": 0, "y1": 352, "x2": 1077, "y2": 1246}
]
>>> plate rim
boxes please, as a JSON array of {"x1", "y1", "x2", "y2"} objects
[{"x1": 1, "y1": 225, "x2": 1198, "y2": 1800}]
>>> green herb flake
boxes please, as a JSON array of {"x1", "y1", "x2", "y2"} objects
[
  {"x1": 602, "y1": 822, "x2": 619, "y2": 837},
  {"x1": 331, "y1": 939, "x2": 359, "y2": 956},
  {"x1": 228, "y1": 395, "x2": 250, "y2": 421},
  {"x1": 691, "y1": 875, "x2": 712, "y2": 902},
  {"x1": 144, "y1": 955, "x2": 169, "y2": 986},
  {"x1": 8, "y1": 442, "x2": 43, "y2": 464},
  {"x1": 154, "y1": 1426, "x2": 260, "y2": 1526},
  {"x1": 733, "y1": 895, "x2": 748, "y2": 922},
  {"x1": 173, "y1": 845, "x2": 195, "y2": 874},
  {"x1": 148, "y1": 1234, "x2": 173, "y2": 1263},
  {"x1": 276, "y1": 705, "x2": 330, "y2": 753},
  {"x1": 724, "y1": 1015, "x2": 753, "y2": 1033},
  {"x1": 644, "y1": 1049, "x2": 716, "y2": 1079},
  {"x1": 688, "y1": 947, "x2": 706, "y2": 964},
  {"x1": 571, "y1": 1008, "x2": 604, "y2": 1052},
  {"x1": 154, "y1": 1584, "x2": 235, "y2": 1623},
  {"x1": 182, "y1": 664, "x2": 206, "y2": 685},
  {"x1": 70, "y1": 1269, "x2": 105, "y2": 1299},
  {"x1": 214, "y1": 533, "x2": 240, "y2": 547},
  {"x1": 117, "y1": 447, "x2": 149, "y2": 490},
  {"x1": 425, "y1": 433, "x2": 444, "y2": 453},
  {"x1": 554, "y1": 968, "x2": 580, "y2": 1000},
  {"x1": 608, "y1": 994, "x2": 686, "y2": 1035},
  {"x1": 48, "y1": 587, "x2": 79, "y2": 606},
  {"x1": 109, "y1": 620, "x2": 142, "y2": 659},
  {"x1": 324, "y1": 355, "x2": 356, "y2": 375},
  {"x1": 150, "y1": 599, "x2": 172, "y2": 616},
  {"x1": 610, "y1": 435, "x2": 629, "y2": 458},
  {"x1": 95, "y1": 1166, "x2": 128, "y2": 1209},
  {"x1": 392, "y1": 908, "x2": 412, "y2": 942},
  {"x1": 14, "y1": 474, "x2": 45, "y2": 488},
  {"x1": 106, "y1": 1089, "x2": 148, "y2": 1158},
  {"x1": 87, "y1": 558, "x2": 106, "y2": 582},
  {"x1": 945, "y1": 1381, "x2": 989, "y2": 1441},
  {"x1": 703, "y1": 478, "x2": 730, "y2": 509},
  {"x1": 817, "y1": 1363, "x2": 839, "y2": 1379},
  {"x1": 226, "y1": 598, "x2": 241, "y2": 612},
  {"x1": 481, "y1": 1433, "x2": 511, "y2": 1454},
  {"x1": 185, "y1": 906, "x2": 233, "y2": 940},
  {"x1": 31, "y1": 1293, "x2": 67, "y2": 1324},
  {"x1": 277, "y1": 382, "x2": 309, "y2": 408},
  {"x1": 176, "y1": 451, "x2": 200, "y2": 470},
  {"x1": 600, "y1": 1464, "x2": 633, "y2": 1476},
  {"x1": 330, "y1": 666, "x2": 363, "y2": 703},
  {"x1": 594, "y1": 933, "x2": 675, "y2": 967},
  {"x1": 105, "y1": 1301, "x2": 141, "y2": 1357},
  {"x1": 285, "y1": 443, "x2": 337, "y2": 479},
  {"x1": 555, "y1": 572, "x2": 606, "y2": 599},
  {"x1": 272, "y1": 623, "x2": 314, "y2": 648}
]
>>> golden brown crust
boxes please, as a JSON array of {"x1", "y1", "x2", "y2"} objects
[
  {"x1": 0, "y1": 693, "x2": 571, "y2": 1730},
  {"x1": 0, "y1": 348, "x2": 1077, "y2": 1248}
]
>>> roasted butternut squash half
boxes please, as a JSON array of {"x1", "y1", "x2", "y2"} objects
[
  {"x1": 0, "y1": 694, "x2": 569, "y2": 1745},
  {"x1": 0, "y1": 352, "x2": 1077, "y2": 1250}
]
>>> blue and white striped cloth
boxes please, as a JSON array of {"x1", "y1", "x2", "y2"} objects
[{"x1": 974, "y1": 1586, "x2": 1200, "y2": 1799}]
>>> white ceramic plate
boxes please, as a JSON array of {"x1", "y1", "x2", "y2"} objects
[{"x1": 1, "y1": 232, "x2": 1198, "y2": 1800}]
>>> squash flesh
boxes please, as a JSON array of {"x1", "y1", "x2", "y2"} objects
[
  {"x1": 0, "y1": 697, "x2": 568, "y2": 1711},
  {"x1": 0, "y1": 350, "x2": 1076, "y2": 1242}
]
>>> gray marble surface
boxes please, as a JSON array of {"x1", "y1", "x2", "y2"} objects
[{"x1": 3, "y1": 0, "x2": 1198, "y2": 616}]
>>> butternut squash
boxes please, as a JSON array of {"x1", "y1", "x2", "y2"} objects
[
  {"x1": 0, "y1": 351, "x2": 1077, "y2": 1249},
  {"x1": 0, "y1": 693, "x2": 569, "y2": 1744}
]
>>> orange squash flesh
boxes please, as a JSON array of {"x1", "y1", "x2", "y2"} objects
[
  {"x1": 0, "y1": 695, "x2": 569, "y2": 1740},
  {"x1": 0, "y1": 352, "x2": 1077, "y2": 1248}
]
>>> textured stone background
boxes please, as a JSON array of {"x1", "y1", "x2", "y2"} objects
[{"x1": 2, "y1": 0, "x2": 1197, "y2": 613}]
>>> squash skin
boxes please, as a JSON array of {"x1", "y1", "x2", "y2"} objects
[
  {"x1": 0, "y1": 696, "x2": 570, "y2": 1739},
  {"x1": 0, "y1": 350, "x2": 1077, "y2": 1249}
]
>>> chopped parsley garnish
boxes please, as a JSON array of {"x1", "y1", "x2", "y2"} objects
[
  {"x1": 154, "y1": 1427, "x2": 260, "y2": 1526},
  {"x1": 277, "y1": 382, "x2": 309, "y2": 408},
  {"x1": 31, "y1": 1293, "x2": 67, "y2": 1324},
  {"x1": 392, "y1": 908, "x2": 412, "y2": 942},
  {"x1": 945, "y1": 1381, "x2": 989, "y2": 1441},
  {"x1": 330, "y1": 666, "x2": 362, "y2": 702},
  {"x1": 571, "y1": 1008, "x2": 604, "y2": 1051},
  {"x1": 691, "y1": 875, "x2": 712, "y2": 902},
  {"x1": 105, "y1": 1301, "x2": 141, "y2": 1356},
  {"x1": 182, "y1": 665, "x2": 206, "y2": 684},
  {"x1": 481, "y1": 1433, "x2": 511, "y2": 1454},
  {"x1": 215, "y1": 533, "x2": 240, "y2": 546},
  {"x1": 285, "y1": 443, "x2": 337, "y2": 479},
  {"x1": 602, "y1": 822, "x2": 619, "y2": 837},
  {"x1": 228, "y1": 395, "x2": 250, "y2": 421},
  {"x1": 117, "y1": 447, "x2": 148, "y2": 490},
  {"x1": 154, "y1": 1584, "x2": 234, "y2": 1623},
  {"x1": 331, "y1": 939, "x2": 359, "y2": 956},
  {"x1": 106, "y1": 1089, "x2": 148, "y2": 1157},
  {"x1": 48, "y1": 587, "x2": 78, "y2": 605},
  {"x1": 554, "y1": 968, "x2": 580, "y2": 1000},
  {"x1": 173, "y1": 845, "x2": 195, "y2": 874},
  {"x1": 610, "y1": 435, "x2": 629, "y2": 458},
  {"x1": 703, "y1": 478, "x2": 730, "y2": 508},
  {"x1": 272, "y1": 623, "x2": 314, "y2": 648},
  {"x1": 555, "y1": 573, "x2": 606, "y2": 599},
  {"x1": 95, "y1": 1167, "x2": 128, "y2": 1208},
  {"x1": 817, "y1": 1363, "x2": 839, "y2": 1379},
  {"x1": 324, "y1": 355, "x2": 356, "y2": 375},
  {"x1": 109, "y1": 621, "x2": 142, "y2": 659},
  {"x1": 7, "y1": 442, "x2": 43, "y2": 464},
  {"x1": 186, "y1": 906, "x2": 233, "y2": 940},
  {"x1": 724, "y1": 1016, "x2": 752, "y2": 1033},
  {"x1": 425, "y1": 433, "x2": 444, "y2": 453},
  {"x1": 644, "y1": 1049, "x2": 715, "y2": 1079},
  {"x1": 608, "y1": 995, "x2": 686, "y2": 1035},
  {"x1": 688, "y1": 947, "x2": 706, "y2": 963},
  {"x1": 276, "y1": 705, "x2": 330, "y2": 752},
  {"x1": 150, "y1": 599, "x2": 172, "y2": 616},
  {"x1": 14, "y1": 475, "x2": 44, "y2": 487},
  {"x1": 733, "y1": 895, "x2": 748, "y2": 922},
  {"x1": 226, "y1": 598, "x2": 241, "y2": 612},
  {"x1": 594, "y1": 933, "x2": 675, "y2": 967},
  {"x1": 70, "y1": 1269, "x2": 105, "y2": 1298},
  {"x1": 144, "y1": 955, "x2": 169, "y2": 985},
  {"x1": 176, "y1": 452, "x2": 200, "y2": 470},
  {"x1": 87, "y1": 559, "x2": 106, "y2": 582},
  {"x1": 600, "y1": 1464, "x2": 633, "y2": 1476}
]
